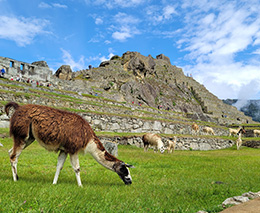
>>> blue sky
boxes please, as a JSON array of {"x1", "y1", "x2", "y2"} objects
[{"x1": 1, "y1": 0, "x2": 260, "y2": 100}]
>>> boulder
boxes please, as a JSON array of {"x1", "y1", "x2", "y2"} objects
[
  {"x1": 99, "y1": 60, "x2": 110, "y2": 67},
  {"x1": 55, "y1": 65, "x2": 73, "y2": 80},
  {"x1": 156, "y1": 54, "x2": 171, "y2": 64}
]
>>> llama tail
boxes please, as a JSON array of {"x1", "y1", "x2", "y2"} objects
[{"x1": 5, "y1": 102, "x2": 20, "y2": 116}]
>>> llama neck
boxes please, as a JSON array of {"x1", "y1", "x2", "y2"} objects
[
  {"x1": 84, "y1": 139, "x2": 118, "y2": 171},
  {"x1": 238, "y1": 133, "x2": 241, "y2": 139}
]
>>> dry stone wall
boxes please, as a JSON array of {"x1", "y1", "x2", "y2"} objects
[
  {"x1": 99, "y1": 135, "x2": 234, "y2": 151},
  {"x1": 1, "y1": 98, "x2": 234, "y2": 151}
]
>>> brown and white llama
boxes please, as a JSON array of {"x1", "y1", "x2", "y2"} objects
[
  {"x1": 191, "y1": 123, "x2": 199, "y2": 135},
  {"x1": 142, "y1": 133, "x2": 165, "y2": 153},
  {"x1": 236, "y1": 127, "x2": 246, "y2": 150},
  {"x1": 5, "y1": 102, "x2": 134, "y2": 186},
  {"x1": 167, "y1": 136, "x2": 177, "y2": 153}
]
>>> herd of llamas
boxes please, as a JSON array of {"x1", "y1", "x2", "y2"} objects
[{"x1": 2, "y1": 102, "x2": 258, "y2": 186}]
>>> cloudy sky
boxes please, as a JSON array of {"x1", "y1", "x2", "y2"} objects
[{"x1": 1, "y1": 0, "x2": 260, "y2": 100}]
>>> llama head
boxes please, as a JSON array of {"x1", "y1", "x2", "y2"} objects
[
  {"x1": 238, "y1": 127, "x2": 246, "y2": 135},
  {"x1": 113, "y1": 162, "x2": 134, "y2": 185},
  {"x1": 159, "y1": 146, "x2": 165, "y2": 154}
]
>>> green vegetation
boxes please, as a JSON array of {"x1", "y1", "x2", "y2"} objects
[{"x1": 1, "y1": 128, "x2": 260, "y2": 212}]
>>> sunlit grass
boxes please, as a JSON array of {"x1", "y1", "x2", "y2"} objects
[{"x1": 1, "y1": 128, "x2": 260, "y2": 212}]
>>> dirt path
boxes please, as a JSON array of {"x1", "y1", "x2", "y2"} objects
[{"x1": 220, "y1": 197, "x2": 260, "y2": 213}]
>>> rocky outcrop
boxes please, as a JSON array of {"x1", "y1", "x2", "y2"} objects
[
  {"x1": 122, "y1": 52, "x2": 156, "y2": 79},
  {"x1": 55, "y1": 65, "x2": 73, "y2": 80},
  {"x1": 32, "y1": 61, "x2": 49, "y2": 67},
  {"x1": 156, "y1": 54, "x2": 171, "y2": 64}
]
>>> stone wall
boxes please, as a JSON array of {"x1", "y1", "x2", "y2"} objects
[
  {"x1": 1, "y1": 109, "x2": 234, "y2": 151},
  {"x1": 99, "y1": 135, "x2": 234, "y2": 151},
  {"x1": 82, "y1": 113, "x2": 229, "y2": 136},
  {"x1": 0, "y1": 56, "x2": 52, "y2": 82}
]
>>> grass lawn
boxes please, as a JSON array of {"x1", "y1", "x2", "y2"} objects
[{"x1": 1, "y1": 128, "x2": 260, "y2": 212}]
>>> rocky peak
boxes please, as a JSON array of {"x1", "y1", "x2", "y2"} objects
[{"x1": 156, "y1": 54, "x2": 171, "y2": 64}]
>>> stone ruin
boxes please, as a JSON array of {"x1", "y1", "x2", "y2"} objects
[{"x1": 0, "y1": 56, "x2": 52, "y2": 82}]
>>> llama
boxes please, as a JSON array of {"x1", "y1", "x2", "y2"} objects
[
  {"x1": 191, "y1": 123, "x2": 199, "y2": 135},
  {"x1": 167, "y1": 136, "x2": 177, "y2": 153},
  {"x1": 5, "y1": 102, "x2": 134, "y2": 186},
  {"x1": 202, "y1": 127, "x2": 215, "y2": 135},
  {"x1": 253, "y1": 129, "x2": 260, "y2": 137},
  {"x1": 142, "y1": 133, "x2": 165, "y2": 153},
  {"x1": 236, "y1": 128, "x2": 246, "y2": 150},
  {"x1": 229, "y1": 127, "x2": 240, "y2": 137}
]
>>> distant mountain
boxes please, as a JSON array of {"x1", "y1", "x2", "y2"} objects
[{"x1": 223, "y1": 99, "x2": 260, "y2": 122}]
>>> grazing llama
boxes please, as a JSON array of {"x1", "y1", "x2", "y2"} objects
[
  {"x1": 191, "y1": 123, "x2": 199, "y2": 135},
  {"x1": 5, "y1": 102, "x2": 134, "y2": 186},
  {"x1": 253, "y1": 129, "x2": 260, "y2": 137},
  {"x1": 142, "y1": 133, "x2": 165, "y2": 153},
  {"x1": 167, "y1": 136, "x2": 177, "y2": 153},
  {"x1": 236, "y1": 127, "x2": 246, "y2": 150},
  {"x1": 202, "y1": 127, "x2": 215, "y2": 135}
]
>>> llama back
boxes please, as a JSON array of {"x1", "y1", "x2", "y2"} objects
[
  {"x1": 8, "y1": 103, "x2": 96, "y2": 154},
  {"x1": 142, "y1": 133, "x2": 162, "y2": 146}
]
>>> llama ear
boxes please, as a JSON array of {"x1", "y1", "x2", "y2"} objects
[
  {"x1": 125, "y1": 163, "x2": 135, "y2": 168},
  {"x1": 121, "y1": 162, "x2": 135, "y2": 168}
]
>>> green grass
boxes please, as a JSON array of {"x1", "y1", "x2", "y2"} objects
[{"x1": 1, "y1": 128, "x2": 260, "y2": 212}]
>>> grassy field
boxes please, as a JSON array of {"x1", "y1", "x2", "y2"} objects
[{"x1": 1, "y1": 128, "x2": 260, "y2": 212}]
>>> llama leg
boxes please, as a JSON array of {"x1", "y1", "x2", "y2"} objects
[
  {"x1": 69, "y1": 153, "x2": 82, "y2": 187},
  {"x1": 53, "y1": 151, "x2": 67, "y2": 185},
  {"x1": 9, "y1": 143, "x2": 25, "y2": 181}
]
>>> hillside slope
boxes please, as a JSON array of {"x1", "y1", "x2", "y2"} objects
[
  {"x1": 56, "y1": 51, "x2": 253, "y2": 125},
  {"x1": 0, "y1": 51, "x2": 254, "y2": 125}
]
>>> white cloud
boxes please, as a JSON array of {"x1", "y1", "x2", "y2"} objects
[
  {"x1": 95, "y1": 17, "x2": 103, "y2": 25},
  {"x1": 52, "y1": 3, "x2": 67, "y2": 9},
  {"x1": 0, "y1": 16, "x2": 49, "y2": 46},
  {"x1": 114, "y1": 12, "x2": 140, "y2": 25},
  {"x1": 112, "y1": 26, "x2": 140, "y2": 42},
  {"x1": 163, "y1": 5, "x2": 177, "y2": 20},
  {"x1": 61, "y1": 49, "x2": 115, "y2": 70},
  {"x1": 61, "y1": 49, "x2": 86, "y2": 71},
  {"x1": 110, "y1": 12, "x2": 141, "y2": 42},
  {"x1": 38, "y1": 2, "x2": 51, "y2": 8},
  {"x1": 146, "y1": 4, "x2": 177, "y2": 25},
  {"x1": 112, "y1": 29, "x2": 132, "y2": 42},
  {"x1": 177, "y1": 1, "x2": 260, "y2": 99},
  {"x1": 85, "y1": 0, "x2": 146, "y2": 8},
  {"x1": 38, "y1": 2, "x2": 67, "y2": 9},
  {"x1": 100, "y1": 52, "x2": 114, "y2": 62}
]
